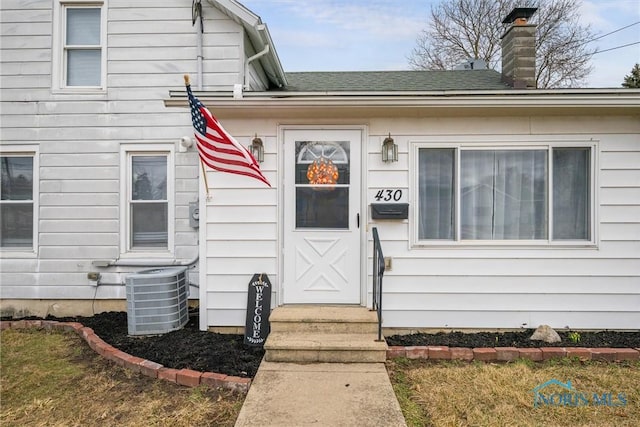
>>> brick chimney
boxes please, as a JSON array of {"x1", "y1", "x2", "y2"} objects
[{"x1": 501, "y1": 7, "x2": 537, "y2": 89}]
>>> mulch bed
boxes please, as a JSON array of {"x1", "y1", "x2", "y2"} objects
[
  {"x1": 6, "y1": 311, "x2": 639, "y2": 378},
  {"x1": 385, "y1": 330, "x2": 640, "y2": 349},
  {"x1": 9, "y1": 311, "x2": 264, "y2": 378},
  {"x1": 80, "y1": 311, "x2": 265, "y2": 378}
]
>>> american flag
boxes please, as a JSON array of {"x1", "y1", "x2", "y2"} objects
[{"x1": 186, "y1": 83, "x2": 270, "y2": 187}]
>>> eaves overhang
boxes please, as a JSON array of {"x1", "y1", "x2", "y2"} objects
[
  {"x1": 207, "y1": 0, "x2": 287, "y2": 88},
  {"x1": 165, "y1": 88, "x2": 640, "y2": 118}
]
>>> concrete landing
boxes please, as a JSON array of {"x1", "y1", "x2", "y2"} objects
[{"x1": 234, "y1": 361, "x2": 407, "y2": 427}]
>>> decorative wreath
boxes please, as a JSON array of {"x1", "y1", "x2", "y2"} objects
[{"x1": 306, "y1": 157, "x2": 339, "y2": 188}]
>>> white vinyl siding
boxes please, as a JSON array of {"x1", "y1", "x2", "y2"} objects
[
  {"x1": 1, "y1": 1, "x2": 227, "y2": 299},
  {"x1": 200, "y1": 151, "x2": 279, "y2": 328},
  {"x1": 368, "y1": 122, "x2": 638, "y2": 330},
  {"x1": 1, "y1": 1, "x2": 637, "y2": 330}
]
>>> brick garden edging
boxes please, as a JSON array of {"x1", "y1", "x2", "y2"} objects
[
  {"x1": 5, "y1": 320, "x2": 637, "y2": 390},
  {"x1": 387, "y1": 345, "x2": 640, "y2": 362},
  {"x1": 0, "y1": 320, "x2": 251, "y2": 393}
]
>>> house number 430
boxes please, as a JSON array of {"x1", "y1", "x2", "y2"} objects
[{"x1": 374, "y1": 189, "x2": 403, "y2": 202}]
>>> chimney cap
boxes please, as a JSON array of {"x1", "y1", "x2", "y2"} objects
[{"x1": 502, "y1": 7, "x2": 538, "y2": 24}]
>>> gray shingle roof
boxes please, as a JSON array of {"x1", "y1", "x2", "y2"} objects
[{"x1": 279, "y1": 69, "x2": 510, "y2": 92}]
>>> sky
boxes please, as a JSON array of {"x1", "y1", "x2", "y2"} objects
[{"x1": 240, "y1": 0, "x2": 640, "y2": 88}]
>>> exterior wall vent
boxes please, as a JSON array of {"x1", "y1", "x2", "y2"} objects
[
  {"x1": 454, "y1": 59, "x2": 488, "y2": 70},
  {"x1": 125, "y1": 267, "x2": 189, "y2": 336}
]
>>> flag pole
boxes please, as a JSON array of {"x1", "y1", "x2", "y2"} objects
[{"x1": 184, "y1": 74, "x2": 211, "y2": 199}]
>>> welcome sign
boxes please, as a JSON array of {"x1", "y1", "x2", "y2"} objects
[{"x1": 244, "y1": 273, "x2": 272, "y2": 346}]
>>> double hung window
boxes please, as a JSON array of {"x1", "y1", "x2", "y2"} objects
[
  {"x1": 1, "y1": 155, "x2": 36, "y2": 250},
  {"x1": 416, "y1": 144, "x2": 593, "y2": 244},
  {"x1": 53, "y1": 1, "x2": 106, "y2": 90},
  {"x1": 121, "y1": 146, "x2": 174, "y2": 254}
]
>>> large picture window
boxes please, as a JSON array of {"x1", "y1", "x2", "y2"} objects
[
  {"x1": 1, "y1": 155, "x2": 35, "y2": 249},
  {"x1": 417, "y1": 145, "x2": 592, "y2": 244},
  {"x1": 121, "y1": 146, "x2": 174, "y2": 254}
]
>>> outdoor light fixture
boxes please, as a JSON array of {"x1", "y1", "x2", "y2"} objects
[
  {"x1": 249, "y1": 135, "x2": 264, "y2": 162},
  {"x1": 179, "y1": 136, "x2": 193, "y2": 153},
  {"x1": 382, "y1": 133, "x2": 398, "y2": 163}
]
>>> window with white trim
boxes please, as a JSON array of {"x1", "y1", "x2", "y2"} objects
[
  {"x1": 1, "y1": 154, "x2": 36, "y2": 250},
  {"x1": 415, "y1": 144, "x2": 593, "y2": 244},
  {"x1": 53, "y1": 1, "x2": 106, "y2": 90},
  {"x1": 121, "y1": 146, "x2": 174, "y2": 253}
]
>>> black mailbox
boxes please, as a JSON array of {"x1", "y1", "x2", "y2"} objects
[{"x1": 371, "y1": 203, "x2": 409, "y2": 220}]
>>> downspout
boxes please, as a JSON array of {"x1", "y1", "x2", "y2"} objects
[
  {"x1": 196, "y1": 12, "x2": 203, "y2": 90},
  {"x1": 254, "y1": 24, "x2": 286, "y2": 88},
  {"x1": 244, "y1": 42, "x2": 270, "y2": 90},
  {"x1": 193, "y1": 0, "x2": 204, "y2": 90},
  {"x1": 204, "y1": 1, "x2": 286, "y2": 88}
]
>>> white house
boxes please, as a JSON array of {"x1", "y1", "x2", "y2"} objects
[{"x1": 2, "y1": 0, "x2": 639, "y2": 331}]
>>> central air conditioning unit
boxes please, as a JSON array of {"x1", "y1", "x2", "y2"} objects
[{"x1": 125, "y1": 266, "x2": 190, "y2": 336}]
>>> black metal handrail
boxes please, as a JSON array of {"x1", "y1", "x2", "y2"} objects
[{"x1": 372, "y1": 227, "x2": 385, "y2": 342}]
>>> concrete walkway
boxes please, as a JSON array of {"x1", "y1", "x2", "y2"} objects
[{"x1": 234, "y1": 361, "x2": 407, "y2": 427}]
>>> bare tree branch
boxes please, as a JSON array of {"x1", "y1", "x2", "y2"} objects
[{"x1": 408, "y1": 0, "x2": 596, "y2": 88}]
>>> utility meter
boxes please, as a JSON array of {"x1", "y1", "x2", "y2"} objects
[{"x1": 189, "y1": 201, "x2": 199, "y2": 228}]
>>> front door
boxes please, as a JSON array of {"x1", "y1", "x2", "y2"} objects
[{"x1": 283, "y1": 128, "x2": 362, "y2": 304}]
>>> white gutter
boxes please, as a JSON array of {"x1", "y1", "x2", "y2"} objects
[
  {"x1": 239, "y1": 87, "x2": 640, "y2": 97},
  {"x1": 165, "y1": 90, "x2": 640, "y2": 109}
]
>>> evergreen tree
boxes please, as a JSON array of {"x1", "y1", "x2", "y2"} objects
[{"x1": 622, "y1": 63, "x2": 640, "y2": 88}]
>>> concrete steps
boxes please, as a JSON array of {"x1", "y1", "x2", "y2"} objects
[{"x1": 265, "y1": 306, "x2": 387, "y2": 363}]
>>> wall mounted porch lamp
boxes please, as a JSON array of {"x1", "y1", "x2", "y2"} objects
[
  {"x1": 382, "y1": 133, "x2": 398, "y2": 163},
  {"x1": 249, "y1": 135, "x2": 264, "y2": 163}
]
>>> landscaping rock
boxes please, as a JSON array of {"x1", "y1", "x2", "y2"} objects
[{"x1": 529, "y1": 325, "x2": 561, "y2": 343}]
